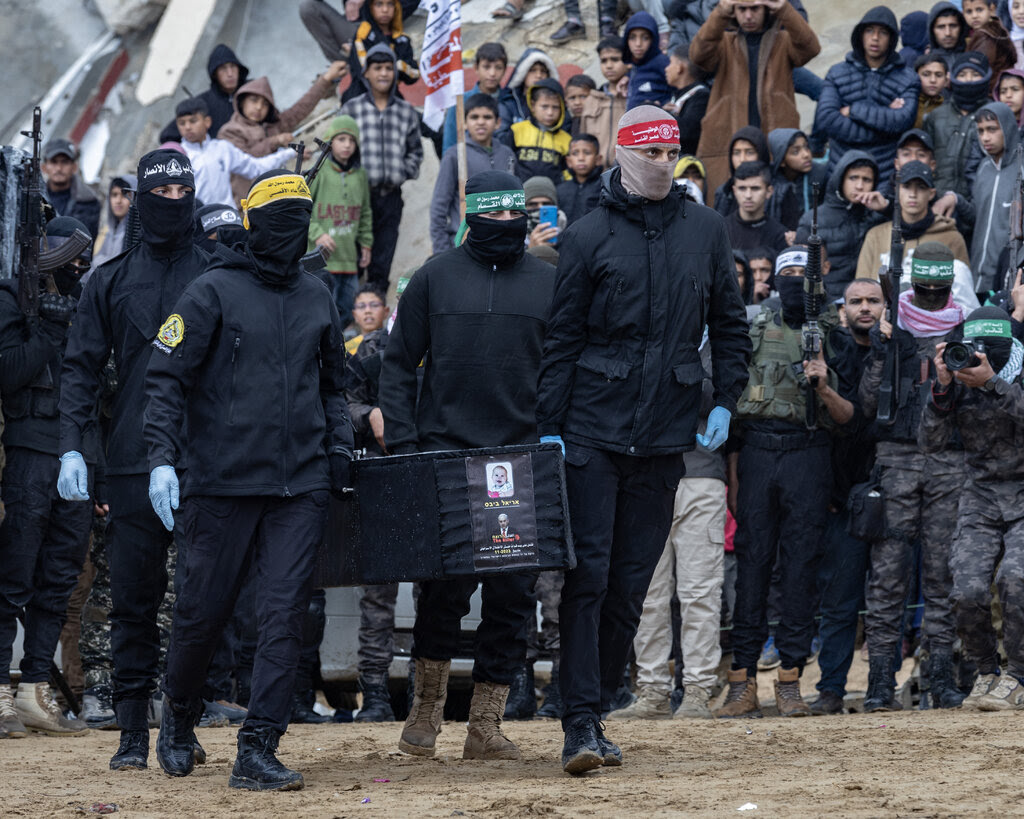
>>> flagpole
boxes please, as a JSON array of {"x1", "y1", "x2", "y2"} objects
[{"x1": 457, "y1": 92, "x2": 467, "y2": 219}]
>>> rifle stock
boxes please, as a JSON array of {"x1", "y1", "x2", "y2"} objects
[{"x1": 876, "y1": 170, "x2": 904, "y2": 426}]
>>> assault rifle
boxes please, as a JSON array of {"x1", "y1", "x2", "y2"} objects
[
  {"x1": 802, "y1": 183, "x2": 825, "y2": 429},
  {"x1": 16, "y1": 107, "x2": 44, "y2": 317},
  {"x1": 876, "y1": 169, "x2": 905, "y2": 426}
]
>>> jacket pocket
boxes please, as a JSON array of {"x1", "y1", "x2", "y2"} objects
[
  {"x1": 672, "y1": 362, "x2": 705, "y2": 386},
  {"x1": 227, "y1": 334, "x2": 241, "y2": 425},
  {"x1": 577, "y1": 349, "x2": 633, "y2": 381}
]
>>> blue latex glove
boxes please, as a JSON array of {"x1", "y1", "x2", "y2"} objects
[
  {"x1": 148, "y1": 465, "x2": 179, "y2": 532},
  {"x1": 540, "y1": 435, "x2": 566, "y2": 456},
  {"x1": 57, "y1": 451, "x2": 90, "y2": 501},
  {"x1": 696, "y1": 406, "x2": 731, "y2": 452}
]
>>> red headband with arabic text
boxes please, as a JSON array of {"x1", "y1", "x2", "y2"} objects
[{"x1": 617, "y1": 120, "x2": 680, "y2": 147}]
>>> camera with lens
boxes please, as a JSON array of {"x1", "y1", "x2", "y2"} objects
[{"x1": 942, "y1": 338, "x2": 985, "y2": 371}]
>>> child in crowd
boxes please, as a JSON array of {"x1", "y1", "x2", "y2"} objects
[
  {"x1": 713, "y1": 126, "x2": 771, "y2": 217},
  {"x1": 664, "y1": 45, "x2": 710, "y2": 155},
  {"x1": 308, "y1": 115, "x2": 374, "y2": 318},
  {"x1": 622, "y1": 11, "x2": 670, "y2": 109},
  {"x1": 498, "y1": 48, "x2": 558, "y2": 143},
  {"x1": 91, "y1": 174, "x2": 136, "y2": 273},
  {"x1": 344, "y1": 0, "x2": 419, "y2": 103},
  {"x1": 964, "y1": 0, "x2": 998, "y2": 31},
  {"x1": 346, "y1": 285, "x2": 391, "y2": 354},
  {"x1": 577, "y1": 37, "x2": 629, "y2": 168},
  {"x1": 565, "y1": 74, "x2": 596, "y2": 134},
  {"x1": 767, "y1": 128, "x2": 827, "y2": 234},
  {"x1": 724, "y1": 162, "x2": 788, "y2": 254},
  {"x1": 966, "y1": 3, "x2": 1016, "y2": 93},
  {"x1": 1000, "y1": 0, "x2": 1024, "y2": 68},
  {"x1": 971, "y1": 102, "x2": 1021, "y2": 288},
  {"x1": 746, "y1": 247, "x2": 777, "y2": 304},
  {"x1": 556, "y1": 133, "x2": 603, "y2": 226},
  {"x1": 915, "y1": 54, "x2": 950, "y2": 127},
  {"x1": 175, "y1": 97, "x2": 294, "y2": 207},
  {"x1": 431, "y1": 94, "x2": 517, "y2": 254},
  {"x1": 523, "y1": 175, "x2": 566, "y2": 248},
  {"x1": 217, "y1": 64, "x2": 346, "y2": 201},
  {"x1": 995, "y1": 67, "x2": 1024, "y2": 124},
  {"x1": 443, "y1": 42, "x2": 508, "y2": 153},
  {"x1": 506, "y1": 79, "x2": 571, "y2": 184},
  {"x1": 674, "y1": 155, "x2": 707, "y2": 201}
]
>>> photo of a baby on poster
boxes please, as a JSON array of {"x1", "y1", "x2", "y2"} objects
[{"x1": 487, "y1": 463, "x2": 514, "y2": 498}]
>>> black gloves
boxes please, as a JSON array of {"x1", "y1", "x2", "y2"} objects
[
  {"x1": 329, "y1": 452, "x2": 352, "y2": 499},
  {"x1": 38, "y1": 292, "x2": 77, "y2": 326}
]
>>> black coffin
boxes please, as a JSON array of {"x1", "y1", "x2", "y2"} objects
[{"x1": 314, "y1": 443, "x2": 575, "y2": 587}]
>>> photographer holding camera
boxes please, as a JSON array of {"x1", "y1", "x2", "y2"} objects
[
  {"x1": 859, "y1": 241, "x2": 966, "y2": 711},
  {"x1": 921, "y1": 305, "x2": 1024, "y2": 710}
]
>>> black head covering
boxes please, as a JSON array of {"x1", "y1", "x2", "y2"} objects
[
  {"x1": 136, "y1": 149, "x2": 196, "y2": 251},
  {"x1": 244, "y1": 169, "x2": 312, "y2": 285},
  {"x1": 463, "y1": 171, "x2": 528, "y2": 269}
]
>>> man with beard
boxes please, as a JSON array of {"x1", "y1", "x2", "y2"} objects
[
  {"x1": 0, "y1": 217, "x2": 95, "y2": 738},
  {"x1": 58, "y1": 149, "x2": 210, "y2": 769},
  {"x1": 142, "y1": 170, "x2": 352, "y2": 790},
  {"x1": 859, "y1": 241, "x2": 966, "y2": 711},
  {"x1": 921, "y1": 306, "x2": 1024, "y2": 710},
  {"x1": 718, "y1": 246, "x2": 858, "y2": 719},
  {"x1": 536, "y1": 106, "x2": 750, "y2": 773},
  {"x1": 380, "y1": 171, "x2": 555, "y2": 762},
  {"x1": 810, "y1": 278, "x2": 885, "y2": 715}
]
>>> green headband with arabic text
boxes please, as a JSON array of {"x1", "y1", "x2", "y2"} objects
[
  {"x1": 454, "y1": 190, "x2": 527, "y2": 246},
  {"x1": 963, "y1": 319, "x2": 1012, "y2": 339}
]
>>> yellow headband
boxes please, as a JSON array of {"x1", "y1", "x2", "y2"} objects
[{"x1": 241, "y1": 174, "x2": 312, "y2": 229}]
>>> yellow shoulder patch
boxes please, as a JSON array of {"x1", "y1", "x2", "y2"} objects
[{"x1": 152, "y1": 313, "x2": 185, "y2": 356}]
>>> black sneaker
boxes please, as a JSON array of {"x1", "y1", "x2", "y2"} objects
[
  {"x1": 809, "y1": 690, "x2": 844, "y2": 715},
  {"x1": 229, "y1": 728, "x2": 304, "y2": 791},
  {"x1": 595, "y1": 723, "x2": 622, "y2": 766},
  {"x1": 551, "y1": 20, "x2": 586, "y2": 44},
  {"x1": 155, "y1": 695, "x2": 201, "y2": 777},
  {"x1": 561, "y1": 716, "x2": 603, "y2": 775}
]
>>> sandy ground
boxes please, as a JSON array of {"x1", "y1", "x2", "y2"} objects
[{"x1": 4, "y1": 651, "x2": 1024, "y2": 819}]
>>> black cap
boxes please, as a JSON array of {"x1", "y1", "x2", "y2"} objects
[
  {"x1": 897, "y1": 128, "x2": 934, "y2": 153},
  {"x1": 196, "y1": 203, "x2": 241, "y2": 234},
  {"x1": 43, "y1": 137, "x2": 78, "y2": 162},
  {"x1": 898, "y1": 160, "x2": 934, "y2": 188},
  {"x1": 137, "y1": 148, "x2": 195, "y2": 193}
]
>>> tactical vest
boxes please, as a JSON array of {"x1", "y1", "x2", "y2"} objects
[
  {"x1": 736, "y1": 306, "x2": 840, "y2": 430},
  {"x1": 3, "y1": 362, "x2": 59, "y2": 421}
]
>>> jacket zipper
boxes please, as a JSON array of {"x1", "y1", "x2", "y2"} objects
[
  {"x1": 692, "y1": 276, "x2": 704, "y2": 331},
  {"x1": 228, "y1": 336, "x2": 240, "y2": 424},
  {"x1": 280, "y1": 300, "x2": 291, "y2": 497},
  {"x1": 628, "y1": 206, "x2": 654, "y2": 452},
  {"x1": 979, "y1": 167, "x2": 1000, "y2": 274},
  {"x1": 488, "y1": 265, "x2": 496, "y2": 311}
]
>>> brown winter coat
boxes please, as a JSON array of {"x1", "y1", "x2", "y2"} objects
[
  {"x1": 690, "y1": 1, "x2": 820, "y2": 204},
  {"x1": 577, "y1": 87, "x2": 629, "y2": 169},
  {"x1": 855, "y1": 213, "x2": 969, "y2": 280},
  {"x1": 968, "y1": 21, "x2": 1017, "y2": 94},
  {"x1": 217, "y1": 75, "x2": 332, "y2": 203}
]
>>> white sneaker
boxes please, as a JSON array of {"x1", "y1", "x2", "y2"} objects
[
  {"x1": 673, "y1": 686, "x2": 713, "y2": 719},
  {"x1": 962, "y1": 673, "x2": 999, "y2": 710},
  {"x1": 977, "y1": 675, "x2": 1024, "y2": 711},
  {"x1": 15, "y1": 683, "x2": 89, "y2": 736},
  {"x1": 606, "y1": 686, "x2": 671, "y2": 720}
]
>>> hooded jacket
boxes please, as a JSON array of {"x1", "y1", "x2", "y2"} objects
[
  {"x1": 927, "y1": 1, "x2": 968, "y2": 63},
  {"x1": 794, "y1": 150, "x2": 885, "y2": 300},
  {"x1": 430, "y1": 136, "x2": 518, "y2": 254},
  {"x1": 379, "y1": 244, "x2": 556, "y2": 454},
  {"x1": 971, "y1": 101, "x2": 1022, "y2": 288},
  {"x1": 924, "y1": 97, "x2": 986, "y2": 200},
  {"x1": 623, "y1": 12, "x2": 672, "y2": 109},
  {"x1": 997, "y1": 0, "x2": 1024, "y2": 67},
  {"x1": 712, "y1": 126, "x2": 771, "y2": 217},
  {"x1": 308, "y1": 116, "x2": 374, "y2": 274},
  {"x1": 60, "y1": 231, "x2": 211, "y2": 475},
  {"x1": 339, "y1": 45, "x2": 424, "y2": 189},
  {"x1": 814, "y1": 6, "x2": 920, "y2": 190},
  {"x1": 143, "y1": 243, "x2": 352, "y2": 497},
  {"x1": 92, "y1": 173, "x2": 137, "y2": 273},
  {"x1": 969, "y1": 21, "x2": 1016, "y2": 92},
  {"x1": 690, "y1": 0, "x2": 819, "y2": 203},
  {"x1": 576, "y1": 86, "x2": 628, "y2": 169},
  {"x1": 217, "y1": 74, "x2": 333, "y2": 202},
  {"x1": 536, "y1": 169, "x2": 751, "y2": 455},
  {"x1": 898, "y1": 10, "x2": 930, "y2": 65},
  {"x1": 497, "y1": 49, "x2": 559, "y2": 145},
  {"x1": 342, "y1": 0, "x2": 419, "y2": 104},
  {"x1": 507, "y1": 79, "x2": 572, "y2": 185},
  {"x1": 767, "y1": 128, "x2": 827, "y2": 231},
  {"x1": 993, "y1": 67, "x2": 1024, "y2": 124},
  {"x1": 159, "y1": 44, "x2": 250, "y2": 143}
]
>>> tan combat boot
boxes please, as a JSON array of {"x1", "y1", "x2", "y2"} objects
[
  {"x1": 398, "y1": 658, "x2": 450, "y2": 756},
  {"x1": 463, "y1": 681, "x2": 521, "y2": 760},
  {"x1": 674, "y1": 685, "x2": 713, "y2": 719},
  {"x1": 0, "y1": 686, "x2": 27, "y2": 738},
  {"x1": 713, "y1": 669, "x2": 762, "y2": 719},
  {"x1": 607, "y1": 685, "x2": 672, "y2": 720},
  {"x1": 15, "y1": 682, "x2": 89, "y2": 736},
  {"x1": 775, "y1": 667, "x2": 811, "y2": 717}
]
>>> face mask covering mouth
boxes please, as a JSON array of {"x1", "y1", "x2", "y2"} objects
[
  {"x1": 137, "y1": 191, "x2": 195, "y2": 248},
  {"x1": 464, "y1": 213, "x2": 528, "y2": 267},
  {"x1": 776, "y1": 276, "x2": 806, "y2": 323},
  {"x1": 245, "y1": 202, "x2": 312, "y2": 285},
  {"x1": 617, "y1": 146, "x2": 676, "y2": 201},
  {"x1": 912, "y1": 284, "x2": 952, "y2": 311}
]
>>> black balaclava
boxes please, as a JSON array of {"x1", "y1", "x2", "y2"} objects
[
  {"x1": 950, "y1": 51, "x2": 993, "y2": 112},
  {"x1": 910, "y1": 240, "x2": 955, "y2": 311},
  {"x1": 462, "y1": 171, "x2": 528, "y2": 268},
  {"x1": 242, "y1": 169, "x2": 313, "y2": 285},
  {"x1": 963, "y1": 305, "x2": 1015, "y2": 372},
  {"x1": 776, "y1": 277, "x2": 806, "y2": 325},
  {"x1": 43, "y1": 215, "x2": 92, "y2": 296},
  {"x1": 136, "y1": 149, "x2": 196, "y2": 251}
]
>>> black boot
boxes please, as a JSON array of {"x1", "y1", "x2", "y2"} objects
[
  {"x1": 537, "y1": 664, "x2": 562, "y2": 719},
  {"x1": 863, "y1": 655, "x2": 903, "y2": 713},
  {"x1": 229, "y1": 727, "x2": 304, "y2": 791},
  {"x1": 193, "y1": 733, "x2": 207, "y2": 765},
  {"x1": 356, "y1": 674, "x2": 395, "y2": 722},
  {"x1": 155, "y1": 695, "x2": 201, "y2": 777},
  {"x1": 289, "y1": 691, "x2": 330, "y2": 724},
  {"x1": 503, "y1": 665, "x2": 537, "y2": 720},
  {"x1": 110, "y1": 700, "x2": 149, "y2": 770},
  {"x1": 929, "y1": 647, "x2": 966, "y2": 709}
]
